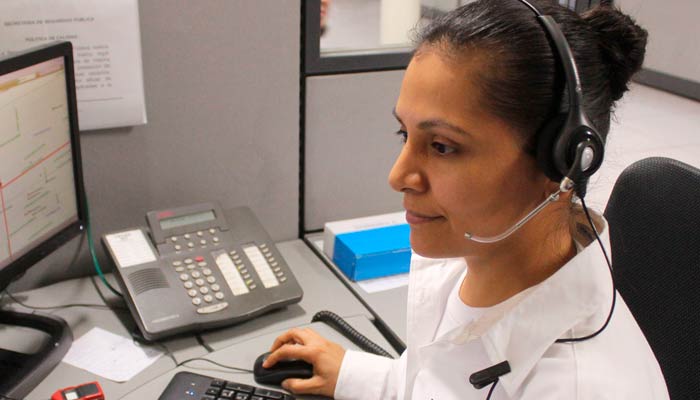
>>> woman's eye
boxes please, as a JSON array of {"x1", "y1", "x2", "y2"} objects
[
  {"x1": 432, "y1": 142, "x2": 456, "y2": 155},
  {"x1": 395, "y1": 129, "x2": 408, "y2": 143}
]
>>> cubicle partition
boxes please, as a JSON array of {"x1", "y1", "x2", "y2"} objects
[{"x1": 10, "y1": 0, "x2": 301, "y2": 292}]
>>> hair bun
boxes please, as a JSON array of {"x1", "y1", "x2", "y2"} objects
[{"x1": 583, "y1": 6, "x2": 648, "y2": 101}]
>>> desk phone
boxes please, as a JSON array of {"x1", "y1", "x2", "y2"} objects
[{"x1": 102, "y1": 203, "x2": 303, "y2": 341}]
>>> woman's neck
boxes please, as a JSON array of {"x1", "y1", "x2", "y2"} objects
[{"x1": 459, "y1": 214, "x2": 576, "y2": 307}]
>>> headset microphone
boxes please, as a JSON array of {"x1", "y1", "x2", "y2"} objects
[{"x1": 464, "y1": 141, "x2": 592, "y2": 244}]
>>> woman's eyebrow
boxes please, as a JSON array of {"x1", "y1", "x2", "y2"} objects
[
  {"x1": 392, "y1": 108, "x2": 471, "y2": 137},
  {"x1": 418, "y1": 119, "x2": 471, "y2": 137},
  {"x1": 392, "y1": 108, "x2": 403, "y2": 124}
]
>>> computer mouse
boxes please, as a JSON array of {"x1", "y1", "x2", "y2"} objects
[{"x1": 253, "y1": 351, "x2": 314, "y2": 386}]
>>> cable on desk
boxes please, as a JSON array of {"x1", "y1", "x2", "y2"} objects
[
  {"x1": 84, "y1": 200, "x2": 123, "y2": 298},
  {"x1": 0, "y1": 393, "x2": 20, "y2": 400},
  {"x1": 312, "y1": 310, "x2": 393, "y2": 358},
  {"x1": 176, "y1": 357, "x2": 253, "y2": 374},
  {"x1": 0, "y1": 289, "x2": 127, "y2": 312}
]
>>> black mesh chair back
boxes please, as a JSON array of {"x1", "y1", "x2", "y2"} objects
[{"x1": 604, "y1": 157, "x2": 700, "y2": 400}]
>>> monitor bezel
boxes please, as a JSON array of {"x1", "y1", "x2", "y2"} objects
[{"x1": 0, "y1": 41, "x2": 87, "y2": 292}]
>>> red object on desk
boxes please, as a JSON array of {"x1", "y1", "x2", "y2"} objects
[{"x1": 51, "y1": 381, "x2": 104, "y2": 400}]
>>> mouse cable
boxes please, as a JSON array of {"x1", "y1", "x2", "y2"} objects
[
  {"x1": 84, "y1": 199, "x2": 123, "y2": 298},
  {"x1": 176, "y1": 357, "x2": 253, "y2": 374},
  {"x1": 1, "y1": 289, "x2": 127, "y2": 312}
]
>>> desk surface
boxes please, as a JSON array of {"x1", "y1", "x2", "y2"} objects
[
  {"x1": 2, "y1": 239, "x2": 386, "y2": 400},
  {"x1": 120, "y1": 315, "x2": 397, "y2": 400},
  {"x1": 305, "y1": 234, "x2": 408, "y2": 348}
]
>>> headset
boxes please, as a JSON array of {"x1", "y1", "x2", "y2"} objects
[
  {"x1": 467, "y1": 1, "x2": 616, "y2": 399},
  {"x1": 523, "y1": 0, "x2": 605, "y2": 191}
]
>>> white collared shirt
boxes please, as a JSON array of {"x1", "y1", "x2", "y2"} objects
[{"x1": 334, "y1": 216, "x2": 669, "y2": 400}]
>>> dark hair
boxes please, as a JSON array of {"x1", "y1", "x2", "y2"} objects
[{"x1": 415, "y1": 0, "x2": 648, "y2": 151}]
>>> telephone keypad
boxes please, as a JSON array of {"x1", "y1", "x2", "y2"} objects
[{"x1": 171, "y1": 242, "x2": 291, "y2": 313}]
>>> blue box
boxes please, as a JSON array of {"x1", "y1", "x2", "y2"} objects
[{"x1": 332, "y1": 224, "x2": 411, "y2": 281}]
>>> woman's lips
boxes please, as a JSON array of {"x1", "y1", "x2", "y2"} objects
[{"x1": 405, "y1": 210, "x2": 442, "y2": 224}]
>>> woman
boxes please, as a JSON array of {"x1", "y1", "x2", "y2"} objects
[{"x1": 264, "y1": 0, "x2": 668, "y2": 398}]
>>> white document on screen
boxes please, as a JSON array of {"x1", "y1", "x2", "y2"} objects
[{"x1": 0, "y1": 0, "x2": 147, "y2": 130}]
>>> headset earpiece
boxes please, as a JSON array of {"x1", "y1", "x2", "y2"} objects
[{"x1": 536, "y1": 113, "x2": 568, "y2": 182}]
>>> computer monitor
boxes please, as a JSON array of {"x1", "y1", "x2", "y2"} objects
[
  {"x1": 0, "y1": 41, "x2": 86, "y2": 399},
  {"x1": 0, "y1": 41, "x2": 86, "y2": 292}
]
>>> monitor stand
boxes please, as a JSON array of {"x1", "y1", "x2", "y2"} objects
[{"x1": 0, "y1": 310, "x2": 73, "y2": 399}]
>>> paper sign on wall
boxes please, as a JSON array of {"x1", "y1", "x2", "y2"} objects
[{"x1": 0, "y1": 0, "x2": 147, "y2": 131}]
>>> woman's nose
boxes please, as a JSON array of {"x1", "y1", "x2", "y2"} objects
[{"x1": 388, "y1": 144, "x2": 425, "y2": 194}]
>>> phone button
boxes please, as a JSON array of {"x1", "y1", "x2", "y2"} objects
[
  {"x1": 203, "y1": 295, "x2": 214, "y2": 303},
  {"x1": 192, "y1": 298, "x2": 202, "y2": 306},
  {"x1": 197, "y1": 302, "x2": 229, "y2": 314},
  {"x1": 188, "y1": 289, "x2": 198, "y2": 297},
  {"x1": 179, "y1": 274, "x2": 189, "y2": 281}
]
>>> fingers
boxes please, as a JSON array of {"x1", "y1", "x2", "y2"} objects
[
  {"x1": 269, "y1": 327, "x2": 315, "y2": 353},
  {"x1": 263, "y1": 342, "x2": 315, "y2": 368},
  {"x1": 282, "y1": 376, "x2": 326, "y2": 395}
]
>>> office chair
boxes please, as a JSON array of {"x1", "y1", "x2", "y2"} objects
[{"x1": 604, "y1": 157, "x2": 700, "y2": 400}]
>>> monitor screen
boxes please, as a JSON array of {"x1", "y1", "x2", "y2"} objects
[{"x1": 0, "y1": 42, "x2": 85, "y2": 289}]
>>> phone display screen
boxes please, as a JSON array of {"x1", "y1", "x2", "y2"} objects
[{"x1": 159, "y1": 210, "x2": 216, "y2": 230}]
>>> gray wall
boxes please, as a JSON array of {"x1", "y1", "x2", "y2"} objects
[
  {"x1": 305, "y1": 70, "x2": 404, "y2": 231},
  {"x1": 617, "y1": 0, "x2": 700, "y2": 83},
  {"x1": 11, "y1": 0, "x2": 300, "y2": 291}
]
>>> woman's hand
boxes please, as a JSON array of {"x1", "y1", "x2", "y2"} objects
[{"x1": 264, "y1": 327, "x2": 346, "y2": 397}]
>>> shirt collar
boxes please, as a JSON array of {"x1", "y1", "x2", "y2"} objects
[
  {"x1": 492, "y1": 214, "x2": 610, "y2": 396},
  {"x1": 444, "y1": 213, "x2": 612, "y2": 397}
]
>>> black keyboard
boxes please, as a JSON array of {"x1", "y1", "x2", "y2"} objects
[{"x1": 159, "y1": 371, "x2": 295, "y2": 400}]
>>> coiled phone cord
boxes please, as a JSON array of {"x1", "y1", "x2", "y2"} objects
[{"x1": 312, "y1": 310, "x2": 394, "y2": 358}]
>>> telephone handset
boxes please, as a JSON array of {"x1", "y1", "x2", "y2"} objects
[{"x1": 102, "y1": 203, "x2": 303, "y2": 341}]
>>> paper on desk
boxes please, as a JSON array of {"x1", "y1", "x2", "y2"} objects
[
  {"x1": 357, "y1": 273, "x2": 409, "y2": 294},
  {"x1": 62, "y1": 327, "x2": 164, "y2": 382},
  {"x1": 0, "y1": 0, "x2": 147, "y2": 130}
]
